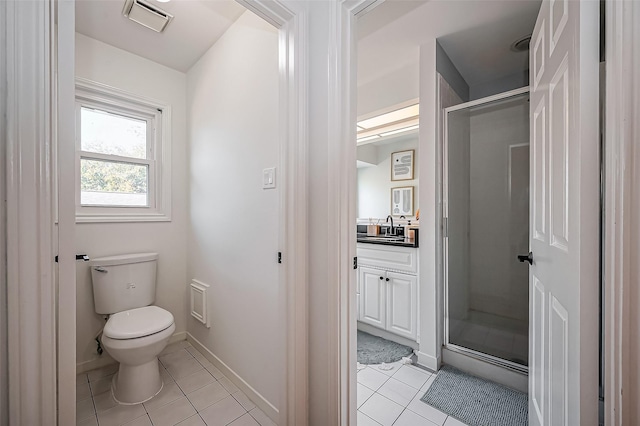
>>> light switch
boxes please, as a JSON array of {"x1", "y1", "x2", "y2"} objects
[{"x1": 263, "y1": 167, "x2": 276, "y2": 189}]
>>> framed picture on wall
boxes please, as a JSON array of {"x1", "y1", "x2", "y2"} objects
[
  {"x1": 391, "y1": 186, "x2": 414, "y2": 216},
  {"x1": 391, "y1": 149, "x2": 414, "y2": 181}
]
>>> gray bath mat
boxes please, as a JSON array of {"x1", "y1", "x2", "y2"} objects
[
  {"x1": 357, "y1": 330, "x2": 413, "y2": 364},
  {"x1": 421, "y1": 365, "x2": 528, "y2": 426}
]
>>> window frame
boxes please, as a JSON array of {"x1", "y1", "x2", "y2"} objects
[{"x1": 75, "y1": 78, "x2": 172, "y2": 222}]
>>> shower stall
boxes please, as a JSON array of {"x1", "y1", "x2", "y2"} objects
[{"x1": 443, "y1": 87, "x2": 530, "y2": 373}]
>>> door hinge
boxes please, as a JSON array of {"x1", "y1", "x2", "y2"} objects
[
  {"x1": 353, "y1": 257, "x2": 358, "y2": 270},
  {"x1": 443, "y1": 217, "x2": 449, "y2": 238},
  {"x1": 277, "y1": 252, "x2": 282, "y2": 264}
]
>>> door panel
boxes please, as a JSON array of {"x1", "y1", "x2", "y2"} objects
[
  {"x1": 529, "y1": 0, "x2": 599, "y2": 424},
  {"x1": 359, "y1": 267, "x2": 385, "y2": 329},
  {"x1": 549, "y1": 296, "x2": 569, "y2": 426},
  {"x1": 548, "y1": 56, "x2": 570, "y2": 251},
  {"x1": 386, "y1": 271, "x2": 417, "y2": 340},
  {"x1": 531, "y1": 275, "x2": 545, "y2": 425},
  {"x1": 532, "y1": 98, "x2": 546, "y2": 243}
]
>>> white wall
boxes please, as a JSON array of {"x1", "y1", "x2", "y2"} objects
[
  {"x1": 74, "y1": 33, "x2": 188, "y2": 368},
  {"x1": 357, "y1": 138, "x2": 419, "y2": 220},
  {"x1": 469, "y1": 70, "x2": 528, "y2": 101},
  {"x1": 186, "y1": 11, "x2": 279, "y2": 410},
  {"x1": 417, "y1": 39, "x2": 441, "y2": 370},
  {"x1": 357, "y1": 62, "x2": 419, "y2": 117}
]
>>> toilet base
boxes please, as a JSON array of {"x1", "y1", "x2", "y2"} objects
[{"x1": 112, "y1": 358, "x2": 163, "y2": 405}]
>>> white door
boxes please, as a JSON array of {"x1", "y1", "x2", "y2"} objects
[
  {"x1": 386, "y1": 271, "x2": 417, "y2": 340},
  {"x1": 528, "y1": 0, "x2": 600, "y2": 424},
  {"x1": 359, "y1": 267, "x2": 386, "y2": 329}
]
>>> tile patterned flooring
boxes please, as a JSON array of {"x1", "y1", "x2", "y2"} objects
[
  {"x1": 78, "y1": 340, "x2": 471, "y2": 426},
  {"x1": 77, "y1": 341, "x2": 276, "y2": 426},
  {"x1": 357, "y1": 362, "x2": 469, "y2": 426}
]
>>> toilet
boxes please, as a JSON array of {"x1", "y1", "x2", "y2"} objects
[{"x1": 90, "y1": 253, "x2": 175, "y2": 404}]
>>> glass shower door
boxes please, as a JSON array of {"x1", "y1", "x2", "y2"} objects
[{"x1": 445, "y1": 90, "x2": 530, "y2": 369}]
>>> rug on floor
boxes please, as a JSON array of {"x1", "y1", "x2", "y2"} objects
[
  {"x1": 357, "y1": 330, "x2": 413, "y2": 364},
  {"x1": 421, "y1": 365, "x2": 528, "y2": 426}
]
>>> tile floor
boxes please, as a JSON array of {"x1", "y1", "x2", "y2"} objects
[
  {"x1": 357, "y1": 362, "x2": 469, "y2": 426},
  {"x1": 76, "y1": 341, "x2": 276, "y2": 426}
]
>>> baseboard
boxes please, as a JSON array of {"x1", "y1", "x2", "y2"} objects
[
  {"x1": 76, "y1": 331, "x2": 188, "y2": 374},
  {"x1": 416, "y1": 350, "x2": 439, "y2": 372},
  {"x1": 186, "y1": 333, "x2": 278, "y2": 423},
  {"x1": 76, "y1": 353, "x2": 116, "y2": 374},
  {"x1": 168, "y1": 331, "x2": 187, "y2": 345}
]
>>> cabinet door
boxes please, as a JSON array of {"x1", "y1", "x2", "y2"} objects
[
  {"x1": 359, "y1": 267, "x2": 386, "y2": 329},
  {"x1": 386, "y1": 271, "x2": 417, "y2": 340}
]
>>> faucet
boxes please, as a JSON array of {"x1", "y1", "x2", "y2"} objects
[{"x1": 386, "y1": 215, "x2": 394, "y2": 235}]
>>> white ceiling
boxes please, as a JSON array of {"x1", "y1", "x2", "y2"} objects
[
  {"x1": 75, "y1": 0, "x2": 246, "y2": 72},
  {"x1": 357, "y1": 0, "x2": 541, "y2": 88}
]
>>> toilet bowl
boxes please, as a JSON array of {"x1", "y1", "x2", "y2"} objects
[{"x1": 101, "y1": 305, "x2": 175, "y2": 404}]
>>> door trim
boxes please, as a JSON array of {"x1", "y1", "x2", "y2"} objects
[
  {"x1": 603, "y1": 0, "x2": 640, "y2": 423},
  {"x1": 13, "y1": 0, "x2": 309, "y2": 424},
  {"x1": 443, "y1": 86, "x2": 530, "y2": 114},
  {"x1": 56, "y1": 0, "x2": 77, "y2": 424},
  {"x1": 330, "y1": 0, "x2": 385, "y2": 424},
  {"x1": 4, "y1": 0, "x2": 58, "y2": 423}
]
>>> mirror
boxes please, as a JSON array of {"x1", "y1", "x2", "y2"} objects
[{"x1": 357, "y1": 134, "x2": 419, "y2": 221}]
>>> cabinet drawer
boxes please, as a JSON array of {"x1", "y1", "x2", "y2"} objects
[{"x1": 357, "y1": 244, "x2": 417, "y2": 274}]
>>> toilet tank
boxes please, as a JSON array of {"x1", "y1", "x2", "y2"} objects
[{"x1": 90, "y1": 253, "x2": 158, "y2": 315}]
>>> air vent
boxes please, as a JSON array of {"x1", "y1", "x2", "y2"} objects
[{"x1": 122, "y1": 0, "x2": 173, "y2": 33}]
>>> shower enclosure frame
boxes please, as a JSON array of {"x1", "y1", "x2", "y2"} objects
[{"x1": 442, "y1": 86, "x2": 530, "y2": 375}]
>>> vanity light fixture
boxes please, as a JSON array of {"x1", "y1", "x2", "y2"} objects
[
  {"x1": 357, "y1": 103, "x2": 419, "y2": 144},
  {"x1": 380, "y1": 124, "x2": 420, "y2": 137},
  {"x1": 358, "y1": 135, "x2": 381, "y2": 143},
  {"x1": 358, "y1": 104, "x2": 419, "y2": 129}
]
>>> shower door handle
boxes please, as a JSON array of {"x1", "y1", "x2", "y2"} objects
[{"x1": 517, "y1": 251, "x2": 533, "y2": 265}]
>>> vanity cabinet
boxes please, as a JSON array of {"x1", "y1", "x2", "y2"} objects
[
  {"x1": 357, "y1": 244, "x2": 418, "y2": 341},
  {"x1": 359, "y1": 267, "x2": 386, "y2": 329}
]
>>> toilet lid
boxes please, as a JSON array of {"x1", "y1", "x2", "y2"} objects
[{"x1": 104, "y1": 306, "x2": 174, "y2": 340}]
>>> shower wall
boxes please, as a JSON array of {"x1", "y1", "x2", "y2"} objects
[{"x1": 468, "y1": 100, "x2": 529, "y2": 322}]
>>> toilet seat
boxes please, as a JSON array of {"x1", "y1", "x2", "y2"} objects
[{"x1": 104, "y1": 306, "x2": 174, "y2": 340}]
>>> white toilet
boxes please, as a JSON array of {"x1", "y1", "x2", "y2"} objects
[{"x1": 90, "y1": 253, "x2": 175, "y2": 404}]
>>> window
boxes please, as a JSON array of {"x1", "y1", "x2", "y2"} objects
[{"x1": 75, "y1": 79, "x2": 171, "y2": 222}]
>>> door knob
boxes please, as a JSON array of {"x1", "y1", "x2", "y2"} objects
[{"x1": 517, "y1": 251, "x2": 533, "y2": 265}]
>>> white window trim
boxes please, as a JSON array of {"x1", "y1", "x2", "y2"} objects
[{"x1": 75, "y1": 77, "x2": 172, "y2": 222}]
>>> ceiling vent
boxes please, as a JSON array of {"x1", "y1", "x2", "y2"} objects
[{"x1": 122, "y1": 0, "x2": 173, "y2": 33}]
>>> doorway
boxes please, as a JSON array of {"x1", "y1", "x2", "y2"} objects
[{"x1": 444, "y1": 89, "x2": 530, "y2": 373}]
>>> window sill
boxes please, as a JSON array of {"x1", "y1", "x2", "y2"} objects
[{"x1": 75, "y1": 212, "x2": 171, "y2": 223}]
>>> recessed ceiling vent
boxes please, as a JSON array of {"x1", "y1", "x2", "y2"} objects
[{"x1": 122, "y1": 0, "x2": 173, "y2": 33}]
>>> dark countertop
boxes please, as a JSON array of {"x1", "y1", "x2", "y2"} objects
[{"x1": 356, "y1": 233, "x2": 419, "y2": 248}]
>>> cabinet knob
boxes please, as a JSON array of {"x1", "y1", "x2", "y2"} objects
[
  {"x1": 386, "y1": 278, "x2": 390, "y2": 281},
  {"x1": 379, "y1": 276, "x2": 383, "y2": 280}
]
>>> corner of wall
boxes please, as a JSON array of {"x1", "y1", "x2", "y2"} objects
[{"x1": 435, "y1": 41, "x2": 470, "y2": 102}]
